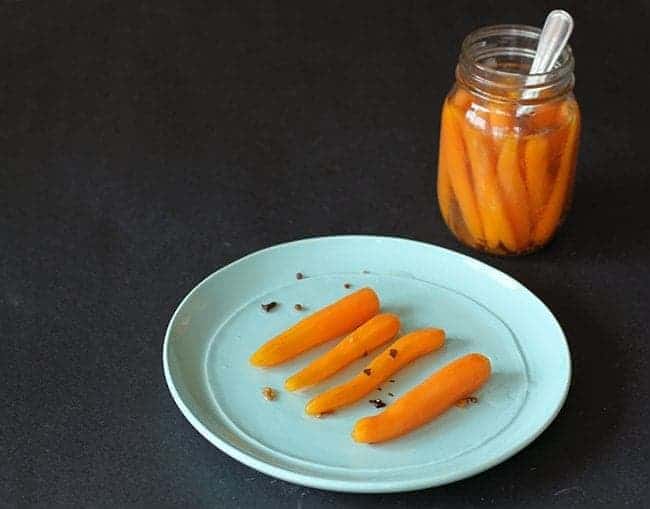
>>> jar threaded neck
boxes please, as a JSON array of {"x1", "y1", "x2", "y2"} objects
[{"x1": 457, "y1": 24, "x2": 575, "y2": 103}]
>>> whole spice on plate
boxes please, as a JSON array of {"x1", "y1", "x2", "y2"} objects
[
  {"x1": 344, "y1": 283, "x2": 352, "y2": 289},
  {"x1": 389, "y1": 379, "x2": 395, "y2": 383},
  {"x1": 294, "y1": 304, "x2": 304, "y2": 311},
  {"x1": 369, "y1": 399, "x2": 386, "y2": 409},
  {"x1": 296, "y1": 272, "x2": 304, "y2": 280},
  {"x1": 455, "y1": 396, "x2": 479, "y2": 408},
  {"x1": 261, "y1": 387, "x2": 277, "y2": 401},
  {"x1": 261, "y1": 302, "x2": 277, "y2": 312},
  {"x1": 388, "y1": 392, "x2": 394, "y2": 397}
]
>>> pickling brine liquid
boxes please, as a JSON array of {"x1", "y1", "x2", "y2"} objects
[{"x1": 437, "y1": 85, "x2": 580, "y2": 255}]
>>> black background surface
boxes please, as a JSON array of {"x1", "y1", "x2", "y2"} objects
[{"x1": 2, "y1": 1, "x2": 649, "y2": 507}]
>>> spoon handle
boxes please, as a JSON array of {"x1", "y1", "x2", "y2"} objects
[
  {"x1": 518, "y1": 10, "x2": 574, "y2": 116},
  {"x1": 529, "y1": 10, "x2": 574, "y2": 75}
]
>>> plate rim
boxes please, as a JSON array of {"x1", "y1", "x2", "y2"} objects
[{"x1": 162, "y1": 235, "x2": 572, "y2": 493}]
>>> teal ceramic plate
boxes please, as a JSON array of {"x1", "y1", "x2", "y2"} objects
[{"x1": 163, "y1": 236, "x2": 570, "y2": 493}]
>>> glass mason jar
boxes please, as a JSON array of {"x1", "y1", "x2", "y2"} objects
[{"x1": 437, "y1": 24, "x2": 580, "y2": 255}]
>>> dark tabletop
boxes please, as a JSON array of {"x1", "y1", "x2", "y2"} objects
[{"x1": 2, "y1": 1, "x2": 649, "y2": 507}]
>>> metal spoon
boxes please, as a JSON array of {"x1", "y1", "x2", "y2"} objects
[
  {"x1": 530, "y1": 10, "x2": 574, "y2": 74},
  {"x1": 518, "y1": 10, "x2": 574, "y2": 115}
]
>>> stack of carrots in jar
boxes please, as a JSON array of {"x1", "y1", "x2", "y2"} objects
[
  {"x1": 437, "y1": 86, "x2": 580, "y2": 255},
  {"x1": 250, "y1": 287, "x2": 491, "y2": 444}
]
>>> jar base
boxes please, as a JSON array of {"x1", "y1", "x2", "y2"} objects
[{"x1": 442, "y1": 216, "x2": 555, "y2": 256}]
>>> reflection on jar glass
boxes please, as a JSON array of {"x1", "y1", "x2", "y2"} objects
[{"x1": 437, "y1": 24, "x2": 581, "y2": 255}]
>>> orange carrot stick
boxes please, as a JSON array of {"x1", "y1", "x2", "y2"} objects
[
  {"x1": 532, "y1": 102, "x2": 580, "y2": 245},
  {"x1": 527, "y1": 100, "x2": 561, "y2": 131},
  {"x1": 250, "y1": 288, "x2": 380, "y2": 367},
  {"x1": 284, "y1": 313, "x2": 400, "y2": 391},
  {"x1": 496, "y1": 136, "x2": 532, "y2": 250},
  {"x1": 437, "y1": 147, "x2": 453, "y2": 225},
  {"x1": 461, "y1": 123, "x2": 518, "y2": 251},
  {"x1": 524, "y1": 135, "x2": 552, "y2": 220},
  {"x1": 305, "y1": 328, "x2": 445, "y2": 416},
  {"x1": 449, "y1": 86, "x2": 473, "y2": 111},
  {"x1": 352, "y1": 353, "x2": 491, "y2": 443},
  {"x1": 488, "y1": 101, "x2": 514, "y2": 151},
  {"x1": 447, "y1": 196, "x2": 476, "y2": 247},
  {"x1": 489, "y1": 103, "x2": 513, "y2": 134},
  {"x1": 441, "y1": 103, "x2": 485, "y2": 243}
]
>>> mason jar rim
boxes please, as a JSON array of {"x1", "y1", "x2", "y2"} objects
[{"x1": 457, "y1": 24, "x2": 575, "y2": 101}]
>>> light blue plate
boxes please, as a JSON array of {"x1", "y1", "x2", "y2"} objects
[{"x1": 163, "y1": 236, "x2": 570, "y2": 493}]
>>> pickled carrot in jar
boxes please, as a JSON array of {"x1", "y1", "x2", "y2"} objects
[
  {"x1": 438, "y1": 93, "x2": 485, "y2": 244},
  {"x1": 496, "y1": 136, "x2": 532, "y2": 250},
  {"x1": 461, "y1": 119, "x2": 518, "y2": 252},
  {"x1": 532, "y1": 101, "x2": 580, "y2": 245}
]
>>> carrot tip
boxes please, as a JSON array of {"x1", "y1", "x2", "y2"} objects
[
  {"x1": 351, "y1": 419, "x2": 372, "y2": 443},
  {"x1": 305, "y1": 400, "x2": 323, "y2": 416},
  {"x1": 249, "y1": 353, "x2": 272, "y2": 367}
]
